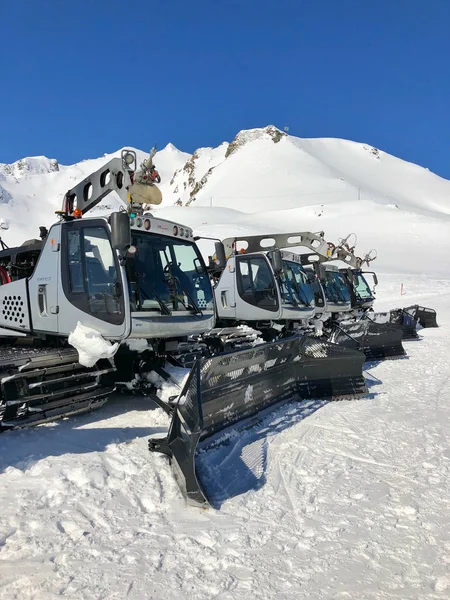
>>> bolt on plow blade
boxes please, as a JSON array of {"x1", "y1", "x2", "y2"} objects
[
  {"x1": 148, "y1": 336, "x2": 367, "y2": 507},
  {"x1": 330, "y1": 321, "x2": 406, "y2": 361}
]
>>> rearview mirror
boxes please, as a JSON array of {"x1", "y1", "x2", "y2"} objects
[
  {"x1": 314, "y1": 262, "x2": 326, "y2": 281},
  {"x1": 110, "y1": 212, "x2": 131, "y2": 251},
  {"x1": 214, "y1": 242, "x2": 227, "y2": 268}
]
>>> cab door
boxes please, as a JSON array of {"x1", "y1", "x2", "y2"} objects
[
  {"x1": 58, "y1": 219, "x2": 130, "y2": 339},
  {"x1": 234, "y1": 254, "x2": 281, "y2": 321}
]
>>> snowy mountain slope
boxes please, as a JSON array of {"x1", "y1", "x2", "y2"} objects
[
  {"x1": 173, "y1": 126, "x2": 355, "y2": 212},
  {"x1": 0, "y1": 156, "x2": 59, "y2": 179},
  {"x1": 150, "y1": 142, "x2": 190, "y2": 201},
  {"x1": 298, "y1": 136, "x2": 450, "y2": 218},
  {"x1": 157, "y1": 201, "x2": 450, "y2": 278},
  {"x1": 163, "y1": 126, "x2": 450, "y2": 219},
  {"x1": 0, "y1": 280, "x2": 449, "y2": 599},
  {"x1": 168, "y1": 142, "x2": 229, "y2": 206},
  {"x1": 1, "y1": 126, "x2": 449, "y2": 277}
]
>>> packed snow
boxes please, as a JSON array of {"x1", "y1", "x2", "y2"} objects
[
  {"x1": 145, "y1": 365, "x2": 191, "y2": 405},
  {"x1": 0, "y1": 279, "x2": 449, "y2": 599},
  {"x1": 0, "y1": 127, "x2": 450, "y2": 598},
  {"x1": 68, "y1": 322, "x2": 119, "y2": 368}
]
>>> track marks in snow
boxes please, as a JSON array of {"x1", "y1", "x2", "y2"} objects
[{"x1": 0, "y1": 291, "x2": 450, "y2": 598}]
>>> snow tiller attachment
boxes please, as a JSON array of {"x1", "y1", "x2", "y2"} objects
[
  {"x1": 148, "y1": 335, "x2": 367, "y2": 507},
  {"x1": 328, "y1": 319, "x2": 406, "y2": 361}
]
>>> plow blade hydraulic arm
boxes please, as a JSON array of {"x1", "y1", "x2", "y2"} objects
[{"x1": 149, "y1": 336, "x2": 367, "y2": 507}]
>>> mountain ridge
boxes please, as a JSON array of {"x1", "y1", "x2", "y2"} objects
[{"x1": 1, "y1": 126, "x2": 449, "y2": 276}]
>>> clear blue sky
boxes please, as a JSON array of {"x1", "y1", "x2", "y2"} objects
[{"x1": 1, "y1": 0, "x2": 449, "y2": 178}]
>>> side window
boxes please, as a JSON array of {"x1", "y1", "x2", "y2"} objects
[
  {"x1": 355, "y1": 275, "x2": 372, "y2": 299},
  {"x1": 83, "y1": 227, "x2": 119, "y2": 308},
  {"x1": 237, "y1": 256, "x2": 278, "y2": 312},
  {"x1": 62, "y1": 223, "x2": 124, "y2": 325},
  {"x1": 239, "y1": 260, "x2": 253, "y2": 294},
  {"x1": 251, "y1": 259, "x2": 273, "y2": 292},
  {"x1": 68, "y1": 230, "x2": 83, "y2": 293}
]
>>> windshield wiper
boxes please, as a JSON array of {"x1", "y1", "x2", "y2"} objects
[
  {"x1": 139, "y1": 279, "x2": 172, "y2": 315},
  {"x1": 166, "y1": 272, "x2": 203, "y2": 316}
]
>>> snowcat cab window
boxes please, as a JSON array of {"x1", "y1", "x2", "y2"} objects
[
  {"x1": 354, "y1": 273, "x2": 373, "y2": 300},
  {"x1": 236, "y1": 255, "x2": 278, "y2": 312},
  {"x1": 128, "y1": 231, "x2": 213, "y2": 313},
  {"x1": 323, "y1": 271, "x2": 350, "y2": 304},
  {"x1": 62, "y1": 222, "x2": 125, "y2": 325},
  {"x1": 281, "y1": 260, "x2": 314, "y2": 307}
]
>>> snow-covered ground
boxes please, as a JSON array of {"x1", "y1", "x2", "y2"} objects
[
  {"x1": 0, "y1": 278, "x2": 449, "y2": 599},
  {"x1": 1, "y1": 127, "x2": 450, "y2": 598}
]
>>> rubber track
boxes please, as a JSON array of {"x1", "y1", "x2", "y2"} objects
[{"x1": 0, "y1": 346, "x2": 116, "y2": 429}]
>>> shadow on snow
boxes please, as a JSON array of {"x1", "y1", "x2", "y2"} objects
[
  {"x1": 195, "y1": 392, "x2": 374, "y2": 509},
  {"x1": 0, "y1": 392, "x2": 165, "y2": 474},
  {"x1": 0, "y1": 372, "x2": 380, "y2": 504}
]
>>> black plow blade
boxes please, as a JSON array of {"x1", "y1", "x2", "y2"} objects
[
  {"x1": 329, "y1": 320, "x2": 406, "y2": 361},
  {"x1": 404, "y1": 305, "x2": 438, "y2": 329},
  {"x1": 148, "y1": 336, "x2": 367, "y2": 507},
  {"x1": 386, "y1": 304, "x2": 438, "y2": 339}
]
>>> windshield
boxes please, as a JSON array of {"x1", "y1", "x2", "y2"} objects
[
  {"x1": 281, "y1": 260, "x2": 314, "y2": 307},
  {"x1": 323, "y1": 271, "x2": 350, "y2": 303},
  {"x1": 354, "y1": 273, "x2": 373, "y2": 300},
  {"x1": 127, "y1": 231, "x2": 213, "y2": 313}
]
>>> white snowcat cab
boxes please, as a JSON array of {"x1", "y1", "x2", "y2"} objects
[
  {"x1": 210, "y1": 231, "x2": 329, "y2": 337},
  {"x1": 298, "y1": 236, "x2": 377, "y2": 318},
  {"x1": 304, "y1": 264, "x2": 352, "y2": 317},
  {"x1": 30, "y1": 149, "x2": 215, "y2": 342}
]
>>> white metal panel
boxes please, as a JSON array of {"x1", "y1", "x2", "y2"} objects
[
  {"x1": 0, "y1": 279, "x2": 31, "y2": 332},
  {"x1": 28, "y1": 223, "x2": 61, "y2": 335},
  {"x1": 130, "y1": 312, "x2": 215, "y2": 339},
  {"x1": 214, "y1": 257, "x2": 237, "y2": 320}
]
